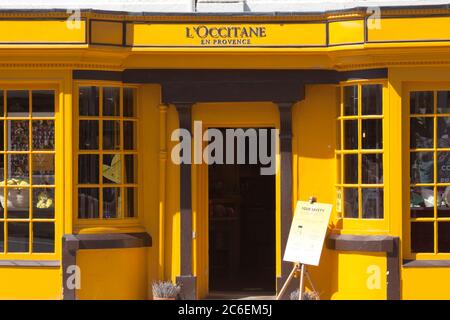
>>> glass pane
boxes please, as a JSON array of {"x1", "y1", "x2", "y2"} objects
[
  {"x1": 32, "y1": 120, "x2": 55, "y2": 150},
  {"x1": 438, "y1": 91, "x2": 450, "y2": 114},
  {"x1": 8, "y1": 154, "x2": 29, "y2": 183},
  {"x1": 8, "y1": 222, "x2": 29, "y2": 252},
  {"x1": 103, "y1": 120, "x2": 120, "y2": 150},
  {"x1": 438, "y1": 222, "x2": 450, "y2": 253},
  {"x1": 344, "y1": 154, "x2": 358, "y2": 184},
  {"x1": 438, "y1": 152, "x2": 450, "y2": 183},
  {"x1": 0, "y1": 121, "x2": 4, "y2": 151},
  {"x1": 78, "y1": 188, "x2": 99, "y2": 219},
  {"x1": 411, "y1": 187, "x2": 434, "y2": 218},
  {"x1": 32, "y1": 90, "x2": 54, "y2": 117},
  {"x1": 79, "y1": 86, "x2": 99, "y2": 116},
  {"x1": 103, "y1": 187, "x2": 120, "y2": 219},
  {"x1": 0, "y1": 155, "x2": 4, "y2": 186},
  {"x1": 410, "y1": 91, "x2": 434, "y2": 115},
  {"x1": 0, "y1": 222, "x2": 3, "y2": 252},
  {"x1": 32, "y1": 223, "x2": 54, "y2": 253},
  {"x1": 362, "y1": 84, "x2": 382, "y2": 115},
  {"x1": 336, "y1": 120, "x2": 341, "y2": 150},
  {"x1": 410, "y1": 152, "x2": 434, "y2": 184},
  {"x1": 6, "y1": 188, "x2": 29, "y2": 219},
  {"x1": 78, "y1": 155, "x2": 99, "y2": 184},
  {"x1": 103, "y1": 154, "x2": 121, "y2": 184},
  {"x1": 8, "y1": 120, "x2": 29, "y2": 151},
  {"x1": 411, "y1": 222, "x2": 434, "y2": 253},
  {"x1": 362, "y1": 119, "x2": 382, "y2": 149},
  {"x1": 362, "y1": 188, "x2": 383, "y2": 219},
  {"x1": 0, "y1": 189, "x2": 3, "y2": 218},
  {"x1": 123, "y1": 88, "x2": 136, "y2": 117},
  {"x1": 125, "y1": 154, "x2": 136, "y2": 184},
  {"x1": 123, "y1": 121, "x2": 136, "y2": 150},
  {"x1": 438, "y1": 117, "x2": 450, "y2": 148},
  {"x1": 343, "y1": 86, "x2": 358, "y2": 116},
  {"x1": 344, "y1": 188, "x2": 358, "y2": 218},
  {"x1": 344, "y1": 120, "x2": 357, "y2": 150},
  {"x1": 32, "y1": 154, "x2": 54, "y2": 185},
  {"x1": 7, "y1": 90, "x2": 29, "y2": 117},
  {"x1": 124, "y1": 187, "x2": 137, "y2": 218},
  {"x1": 0, "y1": 90, "x2": 4, "y2": 117},
  {"x1": 79, "y1": 120, "x2": 99, "y2": 150},
  {"x1": 410, "y1": 117, "x2": 433, "y2": 149},
  {"x1": 362, "y1": 154, "x2": 383, "y2": 184},
  {"x1": 33, "y1": 188, "x2": 54, "y2": 219},
  {"x1": 103, "y1": 87, "x2": 120, "y2": 116}
]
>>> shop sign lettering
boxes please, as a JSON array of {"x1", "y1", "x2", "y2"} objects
[{"x1": 185, "y1": 25, "x2": 267, "y2": 46}]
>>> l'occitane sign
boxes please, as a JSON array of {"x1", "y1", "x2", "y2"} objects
[{"x1": 129, "y1": 23, "x2": 327, "y2": 47}]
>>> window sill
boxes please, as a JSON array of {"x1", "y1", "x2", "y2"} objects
[
  {"x1": 403, "y1": 260, "x2": 450, "y2": 268},
  {"x1": 0, "y1": 260, "x2": 60, "y2": 267}
]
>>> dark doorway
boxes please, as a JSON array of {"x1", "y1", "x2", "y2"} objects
[{"x1": 208, "y1": 128, "x2": 276, "y2": 295}]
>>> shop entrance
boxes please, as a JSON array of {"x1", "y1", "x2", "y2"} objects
[{"x1": 208, "y1": 127, "x2": 276, "y2": 295}]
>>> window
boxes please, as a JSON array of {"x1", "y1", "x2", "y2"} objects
[
  {"x1": 336, "y1": 84, "x2": 384, "y2": 220},
  {"x1": 0, "y1": 90, "x2": 56, "y2": 254},
  {"x1": 76, "y1": 86, "x2": 138, "y2": 221},
  {"x1": 409, "y1": 90, "x2": 450, "y2": 254}
]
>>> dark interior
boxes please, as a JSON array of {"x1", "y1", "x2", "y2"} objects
[{"x1": 208, "y1": 128, "x2": 276, "y2": 294}]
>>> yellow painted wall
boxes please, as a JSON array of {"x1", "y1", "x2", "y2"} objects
[{"x1": 402, "y1": 268, "x2": 450, "y2": 299}]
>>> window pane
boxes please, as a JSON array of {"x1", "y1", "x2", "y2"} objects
[
  {"x1": 410, "y1": 152, "x2": 434, "y2": 184},
  {"x1": 78, "y1": 155, "x2": 99, "y2": 184},
  {"x1": 123, "y1": 121, "x2": 136, "y2": 150},
  {"x1": 344, "y1": 188, "x2": 358, "y2": 218},
  {"x1": 411, "y1": 222, "x2": 434, "y2": 253},
  {"x1": 438, "y1": 152, "x2": 450, "y2": 183},
  {"x1": 411, "y1": 187, "x2": 434, "y2": 217},
  {"x1": 336, "y1": 120, "x2": 341, "y2": 150},
  {"x1": 8, "y1": 154, "x2": 29, "y2": 183},
  {"x1": 32, "y1": 90, "x2": 54, "y2": 117},
  {"x1": 124, "y1": 187, "x2": 137, "y2": 218},
  {"x1": 7, "y1": 222, "x2": 29, "y2": 253},
  {"x1": 125, "y1": 154, "x2": 137, "y2": 184},
  {"x1": 410, "y1": 91, "x2": 433, "y2": 115},
  {"x1": 123, "y1": 88, "x2": 136, "y2": 117},
  {"x1": 78, "y1": 188, "x2": 99, "y2": 219},
  {"x1": 0, "y1": 121, "x2": 4, "y2": 151},
  {"x1": 7, "y1": 188, "x2": 29, "y2": 219},
  {"x1": 79, "y1": 120, "x2": 98, "y2": 150},
  {"x1": 79, "y1": 87, "x2": 99, "y2": 116},
  {"x1": 103, "y1": 154, "x2": 121, "y2": 184},
  {"x1": 0, "y1": 222, "x2": 3, "y2": 252},
  {"x1": 344, "y1": 120, "x2": 357, "y2": 150},
  {"x1": 343, "y1": 86, "x2": 358, "y2": 116},
  {"x1": 362, "y1": 154, "x2": 383, "y2": 184},
  {"x1": 32, "y1": 120, "x2": 55, "y2": 150},
  {"x1": 103, "y1": 187, "x2": 120, "y2": 219},
  {"x1": 410, "y1": 117, "x2": 433, "y2": 149},
  {"x1": 103, "y1": 87, "x2": 120, "y2": 116},
  {"x1": 32, "y1": 222, "x2": 54, "y2": 253},
  {"x1": 0, "y1": 90, "x2": 4, "y2": 117},
  {"x1": 0, "y1": 189, "x2": 3, "y2": 218},
  {"x1": 103, "y1": 120, "x2": 120, "y2": 150},
  {"x1": 33, "y1": 188, "x2": 54, "y2": 219},
  {"x1": 0, "y1": 155, "x2": 4, "y2": 186},
  {"x1": 438, "y1": 222, "x2": 450, "y2": 253},
  {"x1": 362, "y1": 188, "x2": 383, "y2": 219},
  {"x1": 362, "y1": 119, "x2": 382, "y2": 149},
  {"x1": 7, "y1": 90, "x2": 29, "y2": 117},
  {"x1": 438, "y1": 91, "x2": 450, "y2": 114},
  {"x1": 362, "y1": 84, "x2": 382, "y2": 115},
  {"x1": 32, "y1": 154, "x2": 54, "y2": 185},
  {"x1": 8, "y1": 120, "x2": 29, "y2": 151},
  {"x1": 438, "y1": 186, "x2": 450, "y2": 218},
  {"x1": 344, "y1": 154, "x2": 358, "y2": 184}
]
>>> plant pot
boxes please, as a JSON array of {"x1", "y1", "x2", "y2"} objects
[{"x1": 0, "y1": 189, "x2": 29, "y2": 210}]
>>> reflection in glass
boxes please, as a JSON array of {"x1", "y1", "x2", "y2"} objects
[
  {"x1": 362, "y1": 84, "x2": 382, "y2": 115},
  {"x1": 438, "y1": 117, "x2": 450, "y2": 148},
  {"x1": 78, "y1": 154, "x2": 99, "y2": 184},
  {"x1": 33, "y1": 188, "x2": 55, "y2": 219},
  {"x1": 125, "y1": 154, "x2": 136, "y2": 184},
  {"x1": 0, "y1": 222, "x2": 3, "y2": 252},
  {"x1": 32, "y1": 223, "x2": 54, "y2": 253},
  {"x1": 410, "y1": 117, "x2": 433, "y2": 149},
  {"x1": 343, "y1": 86, "x2": 358, "y2": 116},
  {"x1": 362, "y1": 188, "x2": 383, "y2": 219},
  {"x1": 437, "y1": 186, "x2": 450, "y2": 218},
  {"x1": 362, "y1": 119, "x2": 382, "y2": 149},
  {"x1": 438, "y1": 91, "x2": 450, "y2": 114},
  {"x1": 438, "y1": 222, "x2": 450, "y2": 253},
  {"x1": 32, "y1": 120, "x2": 54, "y2": 150},
  {"x1": 0, "y1": 91, "x2": 4, "y2": 117},
  {"x1": 103, "y1": 154, "x2": 121, "y2": 184},
  {"x1": 8, "y1": 120, "x2": 29, "y2": 151},
  {"x1": 103, "y1": 120, "x2": 120, "y2": 150},
  {"x1": 79, "y1": 120, "x2": 98, "y2": 150},
  {"x1": 438, "y1": 152, "x2": 450, "y2": 183},
  {"x1": 0, "y1": 155, "x2": 4, "y2": 185},
  {"x1": 7, "y1": 91, "x2": 29, "y2": 117},
  {"x1": 344, "y1": 154, "x2": 358, "y2": 184},
  {"x1": 7, "y1": 222, "x2": 29, "y2": 253},
  {"x1": 79, "y1": 87, "x2": 99, "y2": 116},
  {"x1": 410, "y1": 152, "x2": 434, "y2": 184},
  {"x1": 410, "y1": 91, "x2": 433, "y2": 115},
  {"x1": 411, "y1": 222, "x2": 434, "y2": 253},
  {"x1": 344, "y1": 188, "x2": 358, "y2": 218},
  {"x1": 123, "y1": 121, "x2": 136, "y2": 150},
  {"x1": 32, "y1": 154, "x2": 54, "y2": 185},
  {"x1": 0, "y1": 121, "x2": 4, "y2": 151},
  {"x1": 103, "y1": 187, "x2": 120, "y2": 219},
  {"x1": 7, "y1": 188, "x2": 29, "y2": 219},
  {"x1": 32, "y1": 90, "x2": 54, "y2": 116},
  {"x1": 103, "y1": 87, "x2": 120, "y2": 116},
  {"x1": 8, "y1": 154, "x2": 29, "y2": 182},
  {"x1": 78, "y1": 188, "x2": 99, "y2": 218},
  {"x1": 124, "y1": 187, "x2": 137, "y2": 218},
  {"x1": 123, "y1": 88, "x2": 136, "y2": 117},
  {"x1": 0, "y1": 189, "x2": 3, "y2": 218},
  {"x1": 362, "y1": 154, "x2": 383, "y2": 184},
  {"x1": 344, "y1": 120, "x2": 358, "y2": 150},
  {"x1": 411, "y1": 187, "x2": 435, "y2": 218}
]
